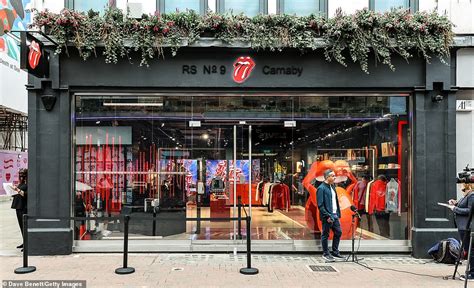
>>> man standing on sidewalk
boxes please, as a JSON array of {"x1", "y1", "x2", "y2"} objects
[{"x1": 317, "y1": 169, "x2": 344, "y2": 262}]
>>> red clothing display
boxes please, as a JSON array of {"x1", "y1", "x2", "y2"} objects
[
  {"x1": 352, "y1": 180, "x2": 368, "y2": 211},
  {"x1": 368, "y1": 179, "x2": 387, "y2": 214},
  {"x1": 270, "y1": 183, "x2": 290, "y2": 211}
]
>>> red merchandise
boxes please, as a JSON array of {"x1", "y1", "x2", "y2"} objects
[
  {"x1": 231, "y1": 183, "x2": 260, "y2": 205},
  {"x1": 368, "y1": 179, "x2": 387, "y2": 214},
  {"x1": 352, "y1": 180, "x2": 368, "y2": 211},
  {"x1": 270, "y1": 183, "x2": 290, "y2": 211}
]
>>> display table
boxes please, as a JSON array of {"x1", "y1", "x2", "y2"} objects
[{"x1": 210, "y1": 194, "x2": 230, "y2": 220}]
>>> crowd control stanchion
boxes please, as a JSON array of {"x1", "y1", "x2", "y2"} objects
[
  {"x1": 237, "y1": 196, "x2": 243, "y2": 240},
  {"x1": 14, "y1": 214, "x2": 36, "y2": 274},
  {"x1": 115, "y1": 215, "x2": 135, "y2": 275},
  {"x1": 239, "y1": 215, "x2": 258, "y2": 275},
  {"x1": 152, "y1": 210, "x2": 157, "y2": 236}
]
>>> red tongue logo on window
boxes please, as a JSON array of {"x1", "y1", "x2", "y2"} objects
[
  {"x1": 28, "y1": 40, "x2": 41, "y2": 69},
  {"x1": 233, "y1": 56, "x2": 255, "y2": 83}
]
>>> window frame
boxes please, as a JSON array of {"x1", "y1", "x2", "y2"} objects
[
  {"x1": 276, "y1": 0, "x2": 328, "y2": 17},
  {"x1": 216, "y1": 0, "x2": 268, "y2": 16},
  {"x1": 369, "y1": 0, "x2": 418, "y2": 13},
  {"x1": 157, "y1": 0, "x2": 208, "y2": 15}
]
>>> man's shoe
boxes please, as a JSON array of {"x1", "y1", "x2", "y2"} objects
[
  {"x1": 16, "y1": 244, "x2": 23, "y2": 249},
  {"x1": 331, "y1": 252, "x2": 345, "y2": 260},
  {"x1": 460, "y1": 275, "x2": 474, "y2": 282},
  {"x1": 322, "y1": 254, "x2": 335, "y2": 262}
]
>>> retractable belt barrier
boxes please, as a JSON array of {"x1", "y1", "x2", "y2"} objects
[{"x1": 14, "y1": 211, "x2": 259, "y2": 275}]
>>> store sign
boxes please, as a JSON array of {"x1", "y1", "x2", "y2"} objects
[
  {"x1": 180, "y1": 56, "x2": 304, "y2": 83},
  {"x1": 28, "y1": 40, "x2": 41, "y2": 69},
  {"x1": 457, "y1": 100, "x2": 473, "y2": 112},
  {"x1": 232, "y1": 56, "x2": 255, "y2": 83},
  {"x1": 20, "y1": 32, "x2": 49, "y2": 78}
]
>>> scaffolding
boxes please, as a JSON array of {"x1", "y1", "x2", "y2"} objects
[{"x1": 0, "y1": 107, "x2": 28, "y2": 151}]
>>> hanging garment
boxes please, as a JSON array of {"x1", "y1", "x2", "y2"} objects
[
  {"x1": 365, "y1": 180, "x2": 375, "y2": 213},
  {"x1": 256, "y1": 180, "x2": 265, "y2": 201},
  {"x1": 262, "y1": 182, "x2": 273, "y2": 206},
  {"x1": 385, "y1": 178, "x2": 400, "y2": 213},
  {"x1": 368, "y1": 179, "x2": 387, "y2": 214},
  {"x1": 271, "y1": 183, "x2": 291, "y2": 211},
  {"x1": 353, "y1": 180, "x2": 368, "y2": 211}
]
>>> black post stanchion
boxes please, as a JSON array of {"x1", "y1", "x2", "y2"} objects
[
  {"x1": 239, "y1": 216, "x2": 258, "y2": 275},
  {"x1": 15, "y1": 214, "x2": 36, "y2": 274},
  {"x1": 115, "y1": 215, "x2": 135, "y2": 275},
  {"x1": 196, "y1": 194, "x2": 201, "y2": 234},
  {"x1": 152, "y1": 210, "x2": 156, "y2": 236},
  {"x1": 237, "y1": 196, "x2": 243, "y2": 240}
]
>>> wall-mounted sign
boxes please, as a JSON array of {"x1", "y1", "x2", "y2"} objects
[
  {"x1": 20, "y1": 32, "x2": 49, "y2": 78},
  {"x1": 457, "y1": 100, "x2": 473, "y2": 112},
  {"x1": 232, "y1": 56, "x2": 255, "y2": 83}
]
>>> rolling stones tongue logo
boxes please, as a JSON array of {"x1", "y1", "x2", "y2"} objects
[
  {"x1": 233, "y1": 56, "x2": 255, "y2": 83},
  {"x1": 28, "y1": 40, "x2": 41, "y2": 69}
]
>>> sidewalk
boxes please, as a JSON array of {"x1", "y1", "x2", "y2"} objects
[
  {"x1": 0, "y1": 197, "x2": 467, "y2": 287},
  {"x1": 0, "y1": 253, "x2": 468, "y2": 287}
]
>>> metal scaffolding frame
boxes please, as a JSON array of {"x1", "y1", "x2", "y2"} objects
[{"x1": 0, "y1": 107, "x2": 28, "y2": 151}]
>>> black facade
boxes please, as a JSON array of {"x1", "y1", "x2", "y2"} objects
[{"x1": 27, "y1": 47, "x2": 458, "y2": 257}]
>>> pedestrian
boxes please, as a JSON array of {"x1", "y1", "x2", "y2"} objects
[
  {"x1": 448, "y1": 183, "x2": 474, "y2": 281},
  {"x1": 10, "y1": 168, "x2": 28, "y2": 251},
  {"x1": 317, "y1": 169, "x2": 344, "y2": 262}
]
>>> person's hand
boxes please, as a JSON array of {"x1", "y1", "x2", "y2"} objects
[
  {"x1": 448, "y1": 205, "x2": 455, "y2": 211},
  {"x1": 327, "y1": 217, "x2": 333, "y2": 223},
  {"x1": 448, "y1": 199, "x2": 457, "y2": 205}
]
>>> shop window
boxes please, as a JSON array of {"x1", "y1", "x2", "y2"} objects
[
  {"x1": 277, "y1": 0, "x2": 327, "y2": 16},
  {"x1": 73, "y1": 94, "x2": 410, "y2": 243},
  {"x1": 369, "y1": 0, "x2": 417, "y2": 13},
  {"x1": 66, "y1": 0, "x2": 112, "y2": 13},
  {"x1": 157, "y1": 0, "x2": 207, "y2": 14},
  {"x1": 217, "y1": 0, "x2": 268, "y2": 16}
]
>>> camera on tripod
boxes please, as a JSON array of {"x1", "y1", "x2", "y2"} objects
[{"x1": 457, "y1": 164, "x2": 474, "y2": 184}]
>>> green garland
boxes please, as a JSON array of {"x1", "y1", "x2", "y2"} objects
[{"x1": 31, "y1": 7, "x2": 454, "y2": 72}]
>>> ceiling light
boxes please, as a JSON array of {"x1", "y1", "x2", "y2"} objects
[
  {"x1": 202, "y1": 133, "x2": 209, "y2": 140},
  {"x1": 103, "y1": 102, "x2": 163, "y2": 107}
]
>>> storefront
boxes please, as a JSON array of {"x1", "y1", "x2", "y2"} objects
[{"x1": 26, "y1": 46, "x2": 457, "y2": 257}]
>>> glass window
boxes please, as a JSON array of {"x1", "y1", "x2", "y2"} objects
[
  {"x1": 373, "y1": 0, "x2": 409, "y2": 12},
  {"x1": 220, "y1": 0, "x2": 262, "y2": 16},
  {"x1": 74, "y1": 94, "x2": 410, "y2": 243},
  {"x1": 162, "y1": 0, "x2": 201, "y2": 13},
  {"x1": 281, "y1": 0, "x2": 321, "y2": 16},
  {"x1": 72, "y1": 0, "x2": 110, "y2": 13}
]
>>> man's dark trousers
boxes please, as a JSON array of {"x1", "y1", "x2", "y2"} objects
[{"x1": 321, "y1": 215, "x2": 342, "y2": 255}]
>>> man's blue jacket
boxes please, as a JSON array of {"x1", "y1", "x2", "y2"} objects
[{"x1": 316, "y1": 182, "x2": 341, "y2": 221}]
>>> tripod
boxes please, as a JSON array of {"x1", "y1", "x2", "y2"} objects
[
  {"x1": 345, "y1": 211, "x2": 372, "y2": 270},
  {"x1": 452, "y1": 205, "x2": 474, "y2": 287}
]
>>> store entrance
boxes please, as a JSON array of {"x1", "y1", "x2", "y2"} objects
[{"x1": 185, "y1": 120, "x2": 301, "y2": 241}]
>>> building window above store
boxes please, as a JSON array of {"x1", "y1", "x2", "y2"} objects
[
  {"x1": 369, "y1": 0, "x2": 418, "y2": 13},
  {"x1": 277, "y1": 0, "x2": 327, "y2": 16},
  {"x1": 65, "y1": 0, "x2": 112, "y2": 13},
  {"x1": 217, "y1": 0, "x2": 268, "y2": 16},
  {"x1": 157, "y1": 0, "x2": 207, "y2": 15}
]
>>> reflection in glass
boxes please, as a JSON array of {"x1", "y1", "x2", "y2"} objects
[
  {"x1": 223, "y1": 0, "x2": 260, "y2": 16},
  {"x1": 73, "y1": 0, "x2": 109, "y2": 13},
  {"x1": 164, "y1": 0, "x2": 201, "y2": 13},
  {"x1": 373, "y1": 0, "x2": 409, "y2": 12},
  {"x1": 283, "y1": 0, "x2": 320, "y2": 16}
]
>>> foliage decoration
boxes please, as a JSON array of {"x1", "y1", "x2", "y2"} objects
[{"x1": 31, "y1": 7, "x2": 454, "y2": 72}]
